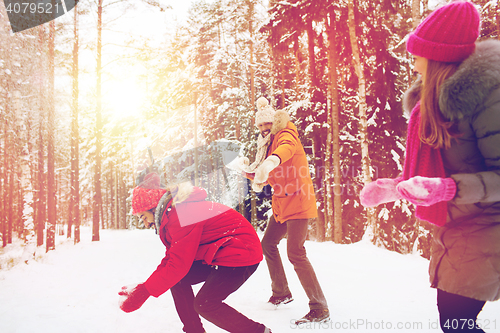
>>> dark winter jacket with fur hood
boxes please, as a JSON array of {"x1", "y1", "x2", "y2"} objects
[{"x1": 403, "y1": 40, "x2": 500, "y2": 301}]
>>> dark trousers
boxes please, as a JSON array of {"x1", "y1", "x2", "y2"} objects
[
  {"x1": 437, "y1": 289, "x2": 486, "y2": 332},
  {"x1": 170, "y1": 261, "x2": 264, "y2": 333},
  {"x1": 261, "y1": 216, "x2": 328, "y2": 310}
]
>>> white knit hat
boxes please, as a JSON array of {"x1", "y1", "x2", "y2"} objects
[{"x1": 255, "y1": 97, "x2": 275, "y2": 126}]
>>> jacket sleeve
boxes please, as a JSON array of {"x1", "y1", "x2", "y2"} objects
[
  {"x1": 450, "y1": 94, "x2": 500, "y2": 204},
  {"x1": 242, "y1": 171, "x2": 255, "y2": 181},
  {"x1": 271, "y1": 129, "x2": 298, "y2": 164},
  {"x1": 144, "y1": 223, "x2": 203, "y2": 297}
]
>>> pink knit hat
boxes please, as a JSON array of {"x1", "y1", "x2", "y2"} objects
[{"x1": 406, "y1": 1, "x2": 480, "y2": 63}]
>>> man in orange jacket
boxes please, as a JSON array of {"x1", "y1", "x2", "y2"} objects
[{"x1": 242, "y1": 97, "x2": 329, "y2": 324}]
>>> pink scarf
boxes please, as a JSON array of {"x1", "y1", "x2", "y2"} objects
[{"x1": 403, "y1": 101, "x2": 448, "y2": 226}]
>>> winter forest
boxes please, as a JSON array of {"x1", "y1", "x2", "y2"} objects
[{"x1": 1, "y1": 0, "x2": 500, "y2": 266}]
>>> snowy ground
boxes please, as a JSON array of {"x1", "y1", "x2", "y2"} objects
[{"x1": 1, "y1": 227, "x2": 499, "y2": 333}]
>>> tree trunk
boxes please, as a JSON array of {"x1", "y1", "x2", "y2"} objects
[
  {"x1": 248, "y1": 0, "x2": 257, "y2": 225},
  {"x1": 7, "y1": 159, "x2": 13, "y2": 244},
  {"x1": 13, "y1": 90, "x2": 28, "y2": 244},
  {"x1": 24, "y1": 96, "x2": 38, "y2": 257},
  {"x1": 327, "y1": 11, "x2": 343, "y2": 244},
  {"x1": 34, "y1": 26, "x2": 46, "y2": 248},
  {"x1": 3, "y1": 110, "x2": 12, "y2": 247},
  {"x1": 347, "y1": 0, "x2": 376, "y2": 236},
  {"x1": 2, "y1": 48, "x2": 13, "y2": 246},
  {"x1": 46, "y1": 19, "x2": 56, "y2": 252},
  {"x1": 497, "y1": 0, "x2": 500, "y2": 40},
  {"x1": 71, "y1": 2, "x2": 81, "y2": 243},
  {"x1": 422, "y1": 0, "x2": 428, "y2": 14},
  {"x1": 312, "y1": 137, "x2": 325, "y2": 241},
  {"x1": 280, "y1": 55, "x2": 285, "y2": 107},
  {"x1": 111, "y1": 166, "x2": 120, "y2": 229},
  {"x1": 120, "y1": 171, "x2": 127, "y2": 229},
  {"x1": 412, "y1": 0, "x2": 421, "y2": 29},
  {"x1": 93, "y1": 0, "x2": 103, "y2": 242},
  {"x1": 0, "y1": 108, "x2": 3, "y2": 248},
  {"x1": 306, "y1": 18, "x2": 317, "y2": 89},
  {"x1": 293, "y1": 35, "x2": 301, "y2": 92}
]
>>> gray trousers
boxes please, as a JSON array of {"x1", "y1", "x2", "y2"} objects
[{"x1": 261, "y1": 215, "x2": 328, "y2": 310}]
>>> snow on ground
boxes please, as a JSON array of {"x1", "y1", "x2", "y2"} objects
[{"x1": 1, "y1": 227, "x2": 499, "y2": 333}]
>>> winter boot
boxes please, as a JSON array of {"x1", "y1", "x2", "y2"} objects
[
  {"x1": 295, "y1": 309, "x2": 330, "y2": 325},
  {"x1": 267, "y1": 293, "x2": 293, "y2": 306}
]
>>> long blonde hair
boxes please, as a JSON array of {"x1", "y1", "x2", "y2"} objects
[
  {"x1": 420, "y1": 59, "x2": 460, "y2": 149},
  {"x1": 169, "y1": 181, "x2": 194, "y2": 206}
]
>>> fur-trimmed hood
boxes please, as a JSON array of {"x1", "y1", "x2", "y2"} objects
[
  {"x1": 403, "y1": 39, "x2": 500, "y2": 121},
  {"x1": 270, "y1": 109, "x2": 291, "y2": 135},
  {"x1": 402, "y1": 76, "x2": 422, "y2": 115}
]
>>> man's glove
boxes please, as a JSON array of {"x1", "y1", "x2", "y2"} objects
[
  {"x1": 252, "y1": 181, "x2": 266, "y2": 193},
  {"x1": 254, "y1": 155, "x2": 280, "y2": 184},
  {"x1": 118, "y1": 283, "x2": 150, "y2": 313},
  {"x1": 360, "y1": 178, "x2": 402, "y2": 207},
  {"x1": 237, "y1": 156, "x2": 250, "y2": 170},
  {"x1": 226, "y1": 156, "x2": 250, "y2": 173},
  {"x1": 396, "y1": 176, "x2": 456, "y2": 206}
]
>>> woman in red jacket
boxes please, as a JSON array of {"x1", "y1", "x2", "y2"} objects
[{"x1": 119, "y1": 173, "x2": 270, "y2": 333}]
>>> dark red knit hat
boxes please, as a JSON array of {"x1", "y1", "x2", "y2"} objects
[
  {"x1": 406, "y1": 1, "x2": 480, "y2": 63},
  {"x1": 132, "y1": 173, "x2": 167, "y2": 215}
]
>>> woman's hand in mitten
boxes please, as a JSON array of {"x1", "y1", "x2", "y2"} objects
[
  {"x1": 360, "y1": 178, "x2": 402, "y2": 207},
  {"x1": 396, "y1": 176, "x2": 456, "y2": 206},
  {"x1": 118, "y1": 283, "x2": 150, "y2": 313}
]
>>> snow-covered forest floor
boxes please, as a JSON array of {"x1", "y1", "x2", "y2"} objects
[{"x1": 1, "y1": 226, "x2": 499, "y2": 333}]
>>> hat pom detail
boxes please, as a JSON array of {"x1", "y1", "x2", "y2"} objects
[
  {"x1": 257, "y1": 97, "x2": 269, "y2": 110},
  {"x1": 141, "y1": 173, "x2": 162, "y2": 189},
  {"x1": 255, "y1": 97, "x2": 276, "y2": 127}
]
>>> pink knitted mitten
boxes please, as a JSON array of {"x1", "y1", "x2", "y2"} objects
[
  {"x1": 360, "y1": 178, "x2": 402, "y2": 207},
  {"x1": 396, "y1": 176, "x2": 456, "y2": 206}
]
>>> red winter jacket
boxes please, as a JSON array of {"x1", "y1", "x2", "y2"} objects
[{"x1": 144, "y1": 187, "x2": 263, "y2": 297}]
